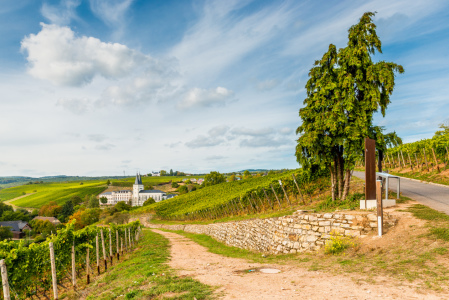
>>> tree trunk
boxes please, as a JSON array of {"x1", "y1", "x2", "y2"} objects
[
  {"x1": 337, "y1": 151, "x2": 344, "y2": 199},
  {"x1": 341, "y1": 169, "x2": 351, "y2": 200},
  {"x1": 329, "y1": 164, "x2": 336, "y2": 201},
  {"x1": 378, "y1": 150, "x2": 383, "y2": 173}
]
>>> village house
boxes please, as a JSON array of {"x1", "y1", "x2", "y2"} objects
[
  {"x1": 32, "y1": 216, "x2": 61, "y2": 226},
  {"x1": 0, "y1": 221, "x2": 32, "y2": 239}
]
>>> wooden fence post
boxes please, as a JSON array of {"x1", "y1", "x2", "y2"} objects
[
  {"x1": 0, "y1": 259, "x2": 11, "y2": 300},
  {"x1": 292, "y1": 175, "x2": 305, "y2": 205},
  {"x1": 86, "y1": 248, "x2": 90, "y2": 284},
  {"x1": 49, "y1": 242, "x2": 58, "y2": 300},
  {"x1": 270, "y1": 184, "x2": 282, "y2": 208},
  {"x1": 414, "y1": 153, "x2": 421, "y2": 171},
  {"x1": 121, "y1": 237, "x2": 123, "y2": 255},
  {"x1": 124, "y1": 229, "x2": 128, "y2": 252},
  {"x1": 96, "y1": 234, "x2": 100, "y2": 275},
  {"x1": 71, "y1": 241, "x2": 76, "y2": 288},
  {"x1": 400, "y1": 150, "x2": 406, "y2": 168},
  {"x1": 128, "y1": 228, "x2": 131, "y2": 249},
  {"x1": 397, "y1": 153, "x2": 402, "y2": 169},
  {"x1": 116, "y1": 230, "x2": 120, "y2": 261},
  {"x1": 407, "y1": 152, "x2": 413, "y2": 171},
  {"x1": 376, "y1": 180, "x2": 383, "y2": 237},
  {"x1": 100, "y1": 229, "x2": 107, "y2": 271},
  {"x1": 109, "y1": 229, "x2": 113, "y2": 264}
]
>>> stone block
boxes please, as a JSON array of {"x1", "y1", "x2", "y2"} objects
[
  {"x1": 306, "y1": 235, "x2": 318, "y2": 242},
  {"x1": 293, "y1": 242, "x2": 300, "y2": 249},
  {"x1": 367, "y1": 214, "x2": 377, "y2": 222},
  {"x1": 369, "y1": 222, "x2": 378, "y2": 228},
  {"x1": 319, "y1": 221, "x2": 331, "y2": 226},
  {"x1": 345, "y1": 215, "x2": 355, "y2": 220},
  {"x1": 323, "y1": 213, "x2": 333, "y2": 219},
  {"x1": 318, "y1": 227, "x2": 325, "y2": 233},
  {"x1": 344, "y1": 230, "x2": 361, "y2": 237}
]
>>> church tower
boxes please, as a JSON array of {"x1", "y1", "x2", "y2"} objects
[{"x1": 132, "y1": 173, "x2": 144, "y2": 206}]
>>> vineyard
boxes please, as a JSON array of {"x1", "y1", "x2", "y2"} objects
[
  {"x1": 383, "y1": 129, "x2": 449, "y2": 176},
  {"x1": 110, "y1": 175, "x2": 203, "y2": 187},
  {"x1": 0, "y1": 220, "x2": 141, "y2": 299},
  {"x1": 0, "y1": 181, "x2": 107, "y2": 208},
  {"x1": 142, "y1": 169, "x2": 329, "y2": 221}
]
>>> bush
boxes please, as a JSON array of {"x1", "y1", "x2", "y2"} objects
[
  {"x1": 171, "y1": 182, "x2": 179, "y2": 188},
  {"x1": 34, "y1": 234, "x2": 45, "y2": 243},
  {"x1": 324, "y1": 231, "x2": 357, "y2": 255},
  {"x1": 143, "y1": 198, "x2": 155, "y2": 206},
  {"x1": 177, "y1": 185, "x2": 188, "y2": 195}
]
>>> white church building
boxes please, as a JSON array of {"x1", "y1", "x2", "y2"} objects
[{"x1": 99, "y1": 174, "x2": 168, "y2": 207}]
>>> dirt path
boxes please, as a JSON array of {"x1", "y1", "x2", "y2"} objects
[
  {"x1": 3, "y1": 193, "x2": 36, "y2": 212},
  {"x1": 152, "y1": 229, "x2": 444, "y2": 300}
]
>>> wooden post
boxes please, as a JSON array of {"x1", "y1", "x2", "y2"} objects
[
  {"x1": 109, "y1": 229, "x2": 113, "y2": 264},
  {"x1": 292, "y1": 175, "x2": 305, "y2": 205},
  {"x1": 365, "y1": 138, "x2": 376, "y2": 202},
  {"x1": 121, "y1": 238, "x2": 123, "y2": 255},
  {"x1": 100, "y1": 229, "x2": 107, "y2": 271},
  {"x1": 125, "y1": 229, "x2": 128, "y2": 251},
  {"x1": 71, "y1": 241, "x2": 76, "y2": 288},
  {"x1": 270, "y1": 184, "x2": 282, "y2": 208},
  {"x1": 376, "y1": 180, "x2": 383, "y2": 237},
  {"x1": 397, "y1": 152, "x2": 402, "y2": 169},
  {"x1": 96, "y1": 234, "x2": 100, "y2": 275},
  {"x1": 431, "y1": 148, "x2": 440, "y2": 173},
  {"x1": 128, "y1": 228, "x2": 131, "y2": 249},
  {"x1": 386, "y1": 154, "x2": 392, "y2": 169},
  {"x1": 446, "y1": 147, "x2": 449, "y2": 169},
  {"x1": 86, "y1": 248, "x2": 90, "y2": 284},
  {"x1": 116, "y1": 230, "x2": 120, "y2": 261},
  {"x1": 49, "y1": 242, "x2": 58, "y2": 300},
  {"x1": 415, "y1": 153, "x2": 421, "y2": 171},
  {"x1": 262, "y1": 188, "x2": 274, "y2": 209},
  {"x1": 0, "y1": 259, "x2": 11, "y2": 300},
  {"x1": 407, "y1": 152, "x2": 413, "y2": 171},
  {"x1": 423, "y1": 148, "x2": 429, "y2": 171},
  {"x1": 278, "y1": 180, "x2": 291, "y2": 207},
  {"x1": 400, "y1": 150, "x2": 406, "y2": 168}
]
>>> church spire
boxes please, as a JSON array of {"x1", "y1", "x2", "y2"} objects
[{"x1": 134, "y1": 173, "x2": 142, "y2": 185}]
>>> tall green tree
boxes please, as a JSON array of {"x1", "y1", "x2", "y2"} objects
[
  {"x1": 296, "y1": 12, "x2": 404, "y2": 200},
  {"x1": 204, "y1": 171, "x2": 226, "y2": 186}
]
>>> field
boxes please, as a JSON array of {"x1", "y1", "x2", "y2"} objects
[{"x1": 0, "y1": 180, "x2": 107, "y2": 208}]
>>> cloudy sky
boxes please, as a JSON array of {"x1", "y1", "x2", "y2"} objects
[{"x1": 1, "y1": 0, "x2": 448, "y2": 176}]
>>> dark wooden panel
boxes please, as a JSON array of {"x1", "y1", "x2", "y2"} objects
[{"x1": 365, "y1": 138, "x2": 376, "y2": 200}]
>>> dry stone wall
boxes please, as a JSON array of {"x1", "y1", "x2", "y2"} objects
[{"x1": 147, "y1": 211, "x2": 397, "y2": 254}]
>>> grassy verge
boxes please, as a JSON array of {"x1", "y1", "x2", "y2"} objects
[
  {"x1": 406, "y1": 204, "x2": 449, "y2": 242},
  {"x1": 79, "y1": 229, "x2": 214, "y2": 300}
]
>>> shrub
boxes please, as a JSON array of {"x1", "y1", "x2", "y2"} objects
[
  {"x1": 143, "y1": 198, "x2": 155, "y2": 206},
  {"x1": 171, "y1": 182, "x2": 179, "y2": 188},
  {"x1": 324, "y1": 231, "x2": 357, "y2": 255}
]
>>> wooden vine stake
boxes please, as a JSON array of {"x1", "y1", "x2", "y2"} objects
[
  {"x1": 431, "y1": 148, "x2": 440, "y2": 173},
  {"x1": 292, "y1": 174, "x2": 305, "y2": 205},
  {"x1": 128, "y1": 228, "x2": 132, "y2": 248},
  {"x1": 262, "y1": 188, "x2": 273, "y2": 209},
  {"x1": 423, "y1": 148, "x2": 429, "y2": 171},
  {"x1": 400, "y1": 150, "x2": 406, "y2": 168},
  {"x1": 109, "y1": 229, "x2": 113, "y2": 265},
  {"x1": 96, "y1": 234, "x2": 100, "y2": 275},
  {"x1": 71, "y1": 241, "x2": 76, "y2": 288},
  {"x1": 100, "y1": 229, "x2": 107, "y2": 271},
  {"x1": 446, "y1": 147, "x2": 449, "y2": 169},
  {"x1": 414, "y1": 153, "x2": 421, "y2": 171},
  {"x1": 397, "y1": 153, "x2": 402, "y2": 169},
  {"x1": 270, "y1": 184, "x2": 282, "y2": 208},
  {"x1": 279, "y1": 180, "x2": 291, "y2": 207},
  {"x1": 407, "y1": 152, "x2": 413, "y2": 171},
  {"x1": 0, "y1": 259, "x2": 11, "y2": 300},
  {"x1": 376, "y1": 180, "x2": 383, "y2": 237},
  {"x1": 116, "y1": 230, "x2": 120, "y2": 261},
  {"x1": 121, "y1": 238, "x2": 123, "y2": 255},
  {"x1": 86, "y1": 248, "x2": 90, "y2": 284},
  {"x1": 124, "y1": 229, "x2": 128, "y2": 252},
  {"x1": 49, "y1": 242, "x2": 58, "y2": 300}
]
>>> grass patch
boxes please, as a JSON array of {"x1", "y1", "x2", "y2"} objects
[
  {"x1": 430, "y1": 228, "x2": 449, "y2": 242},
  {"x1": 84, "y1": 229, "x2": 213, "y2": 300},
  {"x1": 406, "y1": 204, "x2": 449, "y2": 221}
]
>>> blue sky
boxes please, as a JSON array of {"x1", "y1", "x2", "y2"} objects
[{"x1": 1, "y1": 0, "x2": 448, "y2": 176}]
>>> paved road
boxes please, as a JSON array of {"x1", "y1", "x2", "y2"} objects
[{"x1": 353, "y1": 171, "x2": 449, "y2": 215}]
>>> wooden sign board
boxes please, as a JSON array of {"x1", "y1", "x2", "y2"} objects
[{"x1": 365, "y1": 138, "x2": 376, "y2": 201}]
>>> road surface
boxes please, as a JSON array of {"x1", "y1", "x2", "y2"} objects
[{"x1": 353, "y1": 171, "x2": 449, "y2": 215}]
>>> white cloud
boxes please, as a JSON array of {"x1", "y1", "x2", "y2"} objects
[
  {"x1": 89, "y1": 0, "x2": 133, "y2": 26},
  {"x1": 231, "y1": 127, "x2": 274, "y2": 137},
  {"x1": 208, "y1": 125, "x2": 229, "y2": 136},
  {"x1": 177, "y1": 87, "x2": 234, "y2": 109},
  {"x1": 95, "y1": 143, "x2": 115, "y2": 150},
  {"x1": 240, "y1": 136, "x2": 291, "y2": 148},
  {"x1": 279, "y1": 127, "x2": 293, "y2": 135},
  {"x1": 56, "y1": 98, "x2": 91, "y2": 115},
  {"x1": 21, "y1": 23, "x2": 147, "y2": 86},
  {"x1": 88, "y1": 134, "x2": 107, "y2": 142},
  {"x1": 41, "y1": 0, "x2": 81, "y2": 25},
  {"x1": 185, "y1": 135, "x2": 225, "y2": 148}
]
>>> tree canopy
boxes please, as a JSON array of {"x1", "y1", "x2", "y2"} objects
[
  {"x1": 204, "y1": 171, "x2": 226, "y2": 186},
  {"x1": 296, "y1": 12, "x2": 404, "y2": 200}
]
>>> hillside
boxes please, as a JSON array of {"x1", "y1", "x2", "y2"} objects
[
  {"x1": 136, "y1": 169, "x2": 328, "y2": 220},
  {"x1": 0, "y1": 180, "x2": 107, "y2": 208}
]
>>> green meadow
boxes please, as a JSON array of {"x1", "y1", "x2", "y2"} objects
[{"x1": 0, "y1": 181, "x2": 107, "y2": 208}]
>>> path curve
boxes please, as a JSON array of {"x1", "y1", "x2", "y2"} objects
[
  {"x1": 353, "y1": 171, "x2": 449, "y2": 215},
  {"x1": 3, "y1": 193, "x2": 36, "y2": 212},
  {"x1": 152, "y1": 229, "x2": 443, "y2": 300}
]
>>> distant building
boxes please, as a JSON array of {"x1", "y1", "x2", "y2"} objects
[
  {"x1": 99, "y1": 174, "x2": 169, "y2": 207},
  {"x1": 0, "y1": 221, "x2": 32, "y2": 239},
  {"x1": 151, "y1": 172, "x2": 160, "y2": 177},
  {"x1": 32, "y1": 217, "x2": 61, "y2": 226}
]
